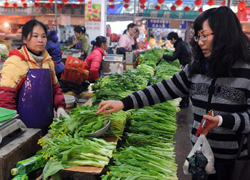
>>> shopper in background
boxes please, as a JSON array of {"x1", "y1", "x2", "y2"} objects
[
  {"x1": 72, "y1": 26, "x2": 90, "y2": 60},
  {"x1": 149, "y1": 34, "x2": 156, "y2": 48},
  {"x1": 46, "y1": 30, "x2": 64, "y2": 80},
  {"x1": 161, "y1": 32, "x2": 193, "y2": 108},
  {"x1": 97, "y1": 6, "x2": 250, "y2": 180},
  {"x1": 84, "y1": 36, "x2": 108, "y2": 83},
  {"x1": 0, "y1": 19, "x2": 69, "y2": 135},
  {"x1": 117, "y1": 23, "x2": 138, "y2": 55}
]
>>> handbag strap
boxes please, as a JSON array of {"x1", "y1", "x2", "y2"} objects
[{"x1": 236, "y1": 133, "x2": 250, "y2": 159}]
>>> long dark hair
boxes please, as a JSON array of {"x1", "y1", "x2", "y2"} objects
[
  {"x1": 91, "y1": 36, "x2": 107, "y2": 52},
  {"x1": 22, "y1": 19, "x2": 47, "y2": 41},
  {"x1": 189, "y1": 6, "x2": 250, "y2": 77}
]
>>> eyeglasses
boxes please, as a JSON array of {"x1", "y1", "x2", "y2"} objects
[{"x1": 193, "y1": 33, "x2": 214, "y2": 42}]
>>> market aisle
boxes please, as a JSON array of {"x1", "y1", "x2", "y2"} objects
[{"x1": 174, "y1": 105, "x2": 193, "y2": 180}]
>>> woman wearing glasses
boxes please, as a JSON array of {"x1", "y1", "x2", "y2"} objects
[{"x1": 97, "y1": 6, "x2": 250, "y2": 180}]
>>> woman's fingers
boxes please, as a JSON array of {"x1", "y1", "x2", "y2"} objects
[{"x1": 97, "y1": 100, "x2": 124, "y2": 114}]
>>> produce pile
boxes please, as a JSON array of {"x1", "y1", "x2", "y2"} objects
[
  {"x1": 102, "y1": 100, "x2": 179, "y2": 180},
  {"x1": 38, "y1": 136, "x2": 117, "y2": 180},
  {"x1": 97, "y1": 48, "x2": 180, "y2": 179},
  {"x1": 36, "y1": 48, "x2": 181, "y2": 179}
]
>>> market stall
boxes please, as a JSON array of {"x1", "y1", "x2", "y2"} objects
[{"x1": 1, "y1": 48, "x2": 181, "y2": 180}]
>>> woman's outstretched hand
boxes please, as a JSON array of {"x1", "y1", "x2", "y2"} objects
[{"x1": 97, "y1": 100, "x2": 124, "y2": 114}]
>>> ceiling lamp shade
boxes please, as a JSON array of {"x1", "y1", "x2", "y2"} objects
[
  {"x1": 4, "y1": 2, "x2": 9, "y2": 7},
  {"x1": 71, "y1": 3, "x2": 77, "y2": 8},
  {"x1": 198, "y1": 7, "x2": 203, "y2": 12},
  {"x1": 123, "y1": 0, "x2": 130, "y2": 3},
  {"x1": 139, "y1": 0, "x2": 146, "y2": 4},
  {"x1": 61, "y1": 0, "x2": 69, "y2": 4},
  {"x1": 155, "y1": 5, "x2": 161, "y2": 10},
  {"x1": 23, "y1": 2, "x2": 27, "y2": 8},
  {"x1": 184, "y1": 6, "x2": 190, "y2": 12},
  {"x1": 49, "y1": 0, "x2": 54, "y2": 2},
  {"x1": 124, "y1": 3, "x2": 129, "y2": 9},
  {"x1": 34, "y1": 2, "x2": 40, "y2": 7},
  {"x1": 157, "y1": 0, "x2": 164, "y2": 4},
  {"x1": 195, "y1": 0, "x2": 202, "y2": 6},
  {"x1": 44, "y1": 3, "x2": 50, "y2": 9},
  {"x1": 109, "y1": 4, "x2": 115, "y2": 9},
  {"x1": 221, "y1": 0, "x2": 225, "y2": 5},
  {"x1": 238, "y1": 1, "x2": 247, "y2": 10},
  {"x1": 171, "y1": 5, "x2": 176, "y2": 11},
  {"x1": 175, "y1": 0, "x2": 183, "y2": 6},
  {"x1": 207, "y1": 0, "x2": 215, "y2": 6},
  {"x1": 58, "y1": 4, "x2": 63, "y2": 9},
  {"x1": 12, "y1": 2, "x2": 18, "y2": 8},
  {"x1": 140, "y1": 4, "x2": 146, "y2": 9},
  {"x1": 21, "y1": 0, "x2": 25, "y2": 2}
]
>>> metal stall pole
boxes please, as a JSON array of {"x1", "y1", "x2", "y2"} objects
[
  {"x1": 134, "y1": 0, "x2": 137, "y2": 21},
  {"x1": 55, "y1": 0, "x2": 58, "y2": 31}
]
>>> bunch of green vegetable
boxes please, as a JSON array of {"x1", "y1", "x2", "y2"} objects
[
  {"x1": 47, "y1": 106, "x2": 111, "y2": 138},
  {"x1": 38, "y1": 136, "x2": 117, "y2": 180},
  {"x1": 102, "y1": 145, "x2": 177, "y2": 180}
]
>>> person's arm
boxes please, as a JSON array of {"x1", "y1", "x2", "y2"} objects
[
  {"x1": 0, "y1": 56, "x2": 28, "y2": 110},
  {"x1": 0, "y1": 87, "x2": 18, "y2": 110},
  {"x1": 98, "y1": 65, "x2": 191, "y2": 114},
  {"x1": 88, "y1": 52, "x2": 102, "y2": 81},
  {"x1": 162, "y1": 43, "x2": 182, "y2": 62},
  {"x1": 48, "y1": 60, "x2": 66, "y2": 110}
]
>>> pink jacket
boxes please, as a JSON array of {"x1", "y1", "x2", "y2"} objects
[
  {"x1": 84, "y1": 47, "x2": 106, "y2": 82},
  {"x1": 118, "y1": 33, "x2": 134, "y2": 51}
]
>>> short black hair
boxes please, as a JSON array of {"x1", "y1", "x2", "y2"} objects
[
  {"x1": 127, "y1": 23, "x2": 136, "y2": 30},
  {"x1": 167, "y1": 32, "x2": 178, "y2": 40},
  {"x1": 22, "y1": 19, "x2": 47, "y2": 41},
  {"x1": 74, "y1": 26, "x2": 86, "y2": 34}
]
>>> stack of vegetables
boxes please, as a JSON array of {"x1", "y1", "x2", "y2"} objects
[
  {"x1": 101, "y1": 101, "x2": 179, "y2": 180},
  {"x1": 100, "y1": 49, "x2": 180, "y2": 179},
  {"x1": 36, "y1": 48, "x2": 181, "y2": 179},
  {"x1": 92, "y1": 66, "x2": 154, "y2": 104},
  {"x1": 38, "y1": 136, "x2": 117, "y2": 180},
  {"x1": 37, "y1": 106, "x2": 120, "y2": 179}
]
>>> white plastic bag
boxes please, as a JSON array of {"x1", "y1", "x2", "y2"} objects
[{"x1": 183, "y1": 134, "x2": 216, "y2": 175}]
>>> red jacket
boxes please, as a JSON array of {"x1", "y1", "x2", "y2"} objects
[{"x1": 84, "y1": 47, "x2": 106, "y2": 82}]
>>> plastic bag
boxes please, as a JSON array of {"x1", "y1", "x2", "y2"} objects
[{"x1": 183, "y1": 134, "x2": 216, "y2": 175}]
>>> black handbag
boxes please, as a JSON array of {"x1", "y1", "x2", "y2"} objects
[{"x1": 230, "y1": 133, "x2": 250, "y2": 180}]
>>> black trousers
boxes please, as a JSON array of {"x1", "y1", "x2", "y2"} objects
[{"x1": 207, "y1": 158, "x2": 235, "y2": 180}]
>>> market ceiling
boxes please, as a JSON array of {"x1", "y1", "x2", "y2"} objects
[{"x1": 7, "y1": 0, "x2": 245, "y2": 6}]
